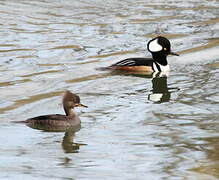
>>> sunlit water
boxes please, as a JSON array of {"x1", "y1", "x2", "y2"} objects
[{"x1": 0, "y1": 0, "x2": 219, "y2": 179}]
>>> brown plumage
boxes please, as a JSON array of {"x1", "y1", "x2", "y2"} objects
[
  {"x1": 110, "y1": 65, "x2": 153, "y2": 72},
  {"x1": 21, "y1": 90, "x2": 87, "y2": 131}
]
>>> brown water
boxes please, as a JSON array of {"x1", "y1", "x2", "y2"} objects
[{"x1": 0, "y1": 0, "x2": 219, "y2": 179}]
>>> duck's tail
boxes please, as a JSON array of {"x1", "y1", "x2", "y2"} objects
[
  {"x1": 95, "y1": 66, "x2": 113, "y2": 71},
  {"x1": 11, "y1": 120, "x2": 26, "y2": 123}
]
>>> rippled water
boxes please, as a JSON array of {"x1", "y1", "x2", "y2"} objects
[{"x1": 0, "y1": 0, "x2": 219, "y2": 179}]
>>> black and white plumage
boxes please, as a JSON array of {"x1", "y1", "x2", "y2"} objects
[{"x1": 105, "y1": 36, "x2": 179, "y2": 72}]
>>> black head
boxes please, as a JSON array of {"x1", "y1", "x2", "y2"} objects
[
  {"x1": 63, "y1": 90, "x2": 88, "y2": 109},
  {"x1": 147, "y1": 36, "x2": 179, "y2": 56}
]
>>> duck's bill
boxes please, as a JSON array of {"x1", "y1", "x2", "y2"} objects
[
  {"x1": 75, "y1": 103, "x2": 88, "y2": 108},
  {"x1": 169, "y1": 52, "x2": 179, "y2": 56}
]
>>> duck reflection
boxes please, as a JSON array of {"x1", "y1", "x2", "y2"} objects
[
  {"x1": 61, "y1": 129, "x2": 86, "y2": 153},
  {"x1": 148, "y1": 72, "x2": 171, "y2": 103},
  {"x1": 110, "y1": 70, "x2": 179, "y2": 103},
  {"x1": 26, "y1": 123, "x2": 86, "y2": 153}
]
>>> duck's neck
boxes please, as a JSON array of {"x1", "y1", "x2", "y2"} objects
[
  {"x1": 152, "y1": 53, "x2": 168, "y2": 66},
  {"x1": 64, "y1": 107, "x2": 77, "y2": 117}
]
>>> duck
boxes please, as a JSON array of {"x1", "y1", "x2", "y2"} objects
[
  {"x1": 17, "y1": 90, "x2": 87, "y2": 130},
  {"x1": 104, "y1": 36, "x2": 179, "y2": 72}
]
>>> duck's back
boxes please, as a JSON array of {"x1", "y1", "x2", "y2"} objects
[
  {"x1": 111, "y1": 57, "x2": 153, "y2": 66},
  {"x1": 25, "y1": 114, "x2": 80, "y2": 128},
  {"x1": 107, "y1": 58, "x2": 154, "y2": 72}
]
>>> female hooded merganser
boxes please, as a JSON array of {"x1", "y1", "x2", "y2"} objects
[
  {"x1": 19, "y1": 90, "x2": 87, "y2": 130},
  {"x1": 106, "y1": 36, "x2": 179, "y2": 72}
]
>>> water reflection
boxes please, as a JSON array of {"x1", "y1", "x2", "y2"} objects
[
  {"x1": 149, "y1": 72, "x2": 170, "y2": 103},
  {"x1": 109, "y1": 70, "x2": 176, "y2": 103},
  {"x1": 0, "y1": 0, "x2": 218, "y2": 179},
  {"x1": 148, "y1": 72, "x2": 180, "y2": 103},
  {"x1": 62, "y1": 130, "x2": 86, "y2": 153},
  {"x1": 110, "y1": 70, "x2": 177, "y2": 103},
  {"x1": 25, "y1": 123, "x2": 85, "y2": 153},
  {"x1": 191, "y1": 136, "x2": 219, "y2": 178}
]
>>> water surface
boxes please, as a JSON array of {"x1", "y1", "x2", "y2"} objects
[{"x1": 0, "y1": 0, "x2": 219, "y2": 179}]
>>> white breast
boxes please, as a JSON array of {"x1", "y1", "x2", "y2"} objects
[
  {"x1": 160, "y1": 64, "x2": 169, "y2": 71},
  {"x1": 152, "y1": 62, "x2": 169, "y2": 72}
]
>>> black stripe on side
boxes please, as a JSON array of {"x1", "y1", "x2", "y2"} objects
[{"x1": 154, "y1": 62, "x2": 161, "y2": 71}]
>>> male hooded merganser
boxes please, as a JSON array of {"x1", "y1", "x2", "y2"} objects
[
  {"x1": 17, "y1": 90, "x2": 88, "y2": 129},
  {"x1": 106, "y1": 36, "x2": 179, "y2": 72}
]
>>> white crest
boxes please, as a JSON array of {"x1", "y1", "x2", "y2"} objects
[{"x1": 148, "y1": 39, "x2": 162, "y2": 52}]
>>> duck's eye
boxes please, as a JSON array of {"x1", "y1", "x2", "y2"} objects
[{"x1": 164, "y1": 48, "x2": 167, "y2": 51}]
